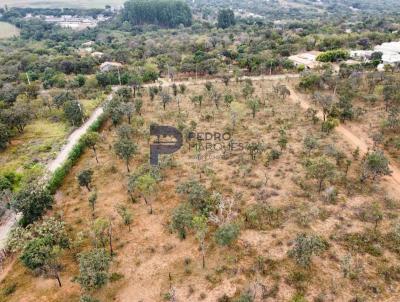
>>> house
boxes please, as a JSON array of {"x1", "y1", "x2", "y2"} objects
[
  {"x1": 350, "y1": 50, "x2": 373, "y2": 62},
  {"x1": 288, "y1": 51, "x2": 321, "y2": 69},
  {"x1": 91, "y1": 52, "x2": 104, "y2": 59},
  {"x1": 82, "y1": 41, "x2": 95, "y2": 47},
  {"x1": 100, "y1": 62, "x2": 123, "y2": 72}
]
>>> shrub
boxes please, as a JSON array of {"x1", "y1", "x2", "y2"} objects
[
  {"x1": 171, "y1": 203, "x2": 193, "y2": 239},
  {"x1": 11, "y1": 185, "x2": 53, "y2": 226},
  {"x1": 288, "y1": 233, "x2": 328, "y2": 267},
  {"x1": 214, "y1": 223, "x2": 240, "y2": 246},
  {"x1": 317, "y1": 49, "x2": 350, "y2": 62},
  {"x1": 244, "y1": 204, "x2": 284, "y2": 230}
]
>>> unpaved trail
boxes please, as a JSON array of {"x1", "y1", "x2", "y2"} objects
[
  {"x1": 47, "y1": 106, "x2": 104, "y2": 172},
  {"x1": 290, "y1": 89, "x2": 400, "y2": 195},
  {"x1": 0, "y1": 75, "x2": 296, "y2": 251},
  {"x1": 0, "y1": 92, "x2": 116, "y2": 250}
]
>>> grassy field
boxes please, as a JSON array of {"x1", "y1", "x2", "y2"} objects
[
  {"x1": 0, "y1": 22, "x2": 20, "y2": 39},
  {"x1": 2, "y1": 0, "x2": 125, "y2": 8}
]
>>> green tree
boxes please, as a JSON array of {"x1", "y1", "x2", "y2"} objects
[
  {"x1": 20, "y1": 238, "x2": 64, "y2": 287},
  {"x1": 278, "y1": 129, "x2": 288, "y2": 151},
  {"x1": 116, "y1": 204, "x2": 133, "y2": 231},
  {"x1": 64, "y1": 100, "x2": 84, "y2": 126},
  {"x1": 0, "y1": 123, "x2": 10, "y2": 151},
  {"x1": 11, "y1": 186, "x2": 53, "y2": 226},
  {"x1": 176, "y1": 180, "x2": 210, "y2": 213},
  {"x1": 214, "y1": 223, "x2": 240, "y2": 246},
  {"x1": 114, "y1": 138, "x2": 138, "y2": 172},
  {"x1": 304, "y1": 156, "x2": 336, "y2": 193},
  {"x1": 135, "y1": 174, "x2": 157, "y2": 214},
  {"x1": 77, "y1": 169, "x2": 93, "y2": 192},
  {"x1": 192, "y1": 215, "x2": 208, "y2": 268},
  {"x1": 88, "y1": 191, "x2": 97, "y2": 216},
  {"x1": 171, "y1": 203, "x2": 193, "y2": 239},
  {"x1": 76, "y1": 248, "x2": 111, "y2": 291},
  {"x1": 82, "y1": 132, "x2": 100, "y2": 163},
  {"x1": 288, "y1": 233, "x2": 328, "y2": 267},
  {"x1": 217, "y1": 9, "x2": 235, "y2": 29},
  {"x1": 247, "y1": 98, "x2": 260, "y2": 118},
  {"x1": 361, "y1": 150, "x2": 391, "y2": 182}
]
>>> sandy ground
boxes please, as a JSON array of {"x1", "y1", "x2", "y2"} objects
[{"x1": 290, "y1": 89, "x2": 400, "y2": 196}]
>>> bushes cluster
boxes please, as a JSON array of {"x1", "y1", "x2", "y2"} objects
[{"x1": 47, "y1": 113, "x2": 106, "y2": 194}]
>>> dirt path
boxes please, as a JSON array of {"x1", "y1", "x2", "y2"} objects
[
  {"x1": 290, "y1": 89, "x2": 400, "y2": 195},
  {"x1": 0, "y1": 92, "x2": 118, "y2": 250}
]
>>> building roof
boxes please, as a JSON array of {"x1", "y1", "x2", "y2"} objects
[{"x1": 100, "y1": 62, "x2": 123, "y2": 72}]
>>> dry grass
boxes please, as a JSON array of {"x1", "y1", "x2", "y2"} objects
[
  {"x1": 0, "y1": 23, "x2": 20, "y2": 40},
  {"x1": 1, "y1": 79, "x2": 399, "y2": 302}
]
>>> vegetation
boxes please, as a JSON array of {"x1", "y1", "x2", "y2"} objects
[{"x1": 0, "y1": 0, "x2": 400, "y2": 301}]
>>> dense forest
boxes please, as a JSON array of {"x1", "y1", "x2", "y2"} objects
[{"x1": 123, "y1": 0, "x2": 192, "y2": 28}]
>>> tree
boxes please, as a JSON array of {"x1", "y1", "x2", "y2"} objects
[
  {"x1": 361, "y1": 150, "x2": 391, "y2": 182},
  {"x1": 82, "y1": 132, "x2": 100, "y2": 163},
  {"x1": 192, "y1": 215, "x2": 208, "y2": 269},
  {"x1": 64, "y1": 100, "x2": 84, "y2": 126},
  {"x1": 11, "y1": 186, "x2": 53, "y2": 226},
  {"x1": 304, "y1": 156, "x2": 336, "y2": 193},
  {"x1": 242, "y1": 81, "x2": 255, "y2": 99},
  {"x1": 171, "y1": 203, "x2": 193, "y2": 239},
  {"x1": 116, "y1": 204, "x2": 133, "y2": 231},
  {"x1": 20, "y1": 238, "x2": 63, "y2": 287},
  {"x1": 88, "y1": 191, "x2": 97, "y2": 216},
  {"x1": 278, "y1": 129, "x2": 288, "y2": 151},
  {"x1": 288, "y1": 233, "x2": 328, "y2": 267},
  {"x1": 134, "y1": 98, "x2": 143, "y2": 115},
  {"x1": 176, "y1": 180, "x2": 210, "y2": 213},
  {"x1": 123, "y1": 0, "x2": 192, "y2": 28},
  {"x1": 10, "y1": 218, "x2": 69, "y2": 287},
  {"x1": 105, "y1": 97, "x2": 124, "y2": 127},
  {"x1": 214, "y1": 223, "x2": 240, "y2": 246},
  {"x1": 78, "y1": 169, "x2": 93, "y2": 192},
  {"x1": 76, "y1": 248, "x2": 111, "y2": 291},
  {"x1": 303, "y1": 136, "x2": 318, "y2": 155},
  {"x1": 217, "y1": 9, "x2": 235, "y2": 29},
  {"x1": 53, "y1": 91, "x2": 75, "y2": 109},
  {"x1": 247, "y1": 98, "x2": 260, "y2": 118},
  {"x1": 191, "y1": 95, "x2": 204, "y2": 109},
  {"x1": 0, "y1": 123, "x2": 10, "y2": 151},
  {"x1": 117, "y1": 124, "x2": 135, "y2": 140},
  {"x1": 313, "y1": 92, "x2": 333, "y2": 122},
  {"x1": 114, "y1": 138, "x2": 137, "y2": 172},
  {"x1": 1, "y1": 102, "x2": 32, "y2": 134},
  {"x1": 160, "y1": 92, "x2": 172, "y2": 110},
  {"x1": 317, "y1": 49, "x2": 350, "y2": 62},
  {"x1": 246, "y1": 142, "x2": 265, "y2": 161},
  {"x1": 135, "y1": 174, "x2": 157, "y2": 214}
]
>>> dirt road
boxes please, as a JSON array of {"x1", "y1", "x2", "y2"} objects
[{"x1": 290, "y1": 89, "x2": 400, "y2": 195}]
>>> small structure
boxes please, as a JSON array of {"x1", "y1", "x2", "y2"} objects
[
  {"x1": 350, "y1": 50, "x2": 373, "y2": 62},
  {"x1": 82, "y1": 41, "x2": 95, "y2": 47},
  {"x1": 100, "y1": 62, "x2": 123, "y2": 72},
  {"x1": 91, "y1": 52, "x2": 104, "y2": 59},
  {"x1": 289, "y1": 51, "x2": 321, "y2": 69},
  {"x1": 374, "y1": 41, "x2": 400, "y2": 65}
]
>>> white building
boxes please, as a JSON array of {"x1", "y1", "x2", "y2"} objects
[
  {"x1": 350, "y1": 41, "x2": 400, "y2": 69},
  {"x1": 350, "y1": 50, "x2": 373, "y2": 62},
  {"x1": 100, "y1": 62, "x2": 123, "y2": 72}
]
